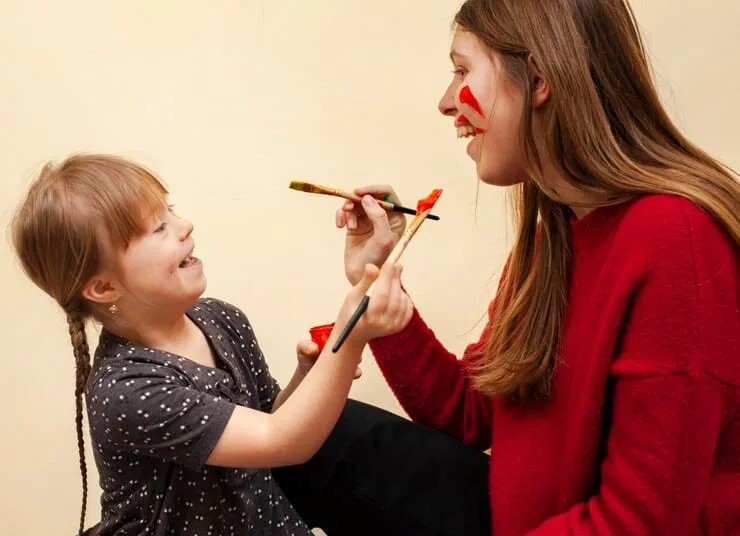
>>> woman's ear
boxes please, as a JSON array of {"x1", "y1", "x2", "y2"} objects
[{"x1": 528, "y1": 54, "x2": 550, "y2": 109}]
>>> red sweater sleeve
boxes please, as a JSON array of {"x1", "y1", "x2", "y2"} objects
[
  {"x1": 368, "y1": 304, "x2": 494, "y2": 450},
  {"x1": 528, "y1": 202, "x2": 740, "y2": 535}
]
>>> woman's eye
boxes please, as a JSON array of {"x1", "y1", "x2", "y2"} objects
[
  {"x1": 154, "y1": 222, "x2": 167, "y2": 233},
  {"x1": 452, "y1": 67, "x2": 467, "y2": 77}
]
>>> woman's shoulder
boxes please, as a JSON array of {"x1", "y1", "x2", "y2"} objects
[
  {"x1": 612, "y1": 194, "x2": 737, "y2": 259},
  {"x1": 621, "y1": 194, "x2": 732, "y2": 237}
]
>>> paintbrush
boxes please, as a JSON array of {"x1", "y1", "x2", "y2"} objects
[
  {"x1": 289, "y1": 180, "x2": 440, "y2": 221},
  {"x1": 332, "y1": 188, "x2": 443, "y2": 353}
]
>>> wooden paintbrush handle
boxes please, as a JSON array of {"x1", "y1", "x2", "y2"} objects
[
  {"x1": 364, "y1": 208, "x2": 430, "y2": 296},
  {"x1": 331, "y1": 208, "x2": 432, "y2": 353}
]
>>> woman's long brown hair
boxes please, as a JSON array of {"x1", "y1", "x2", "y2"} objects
[
  {"x1": 455, "y1": 0, "x2": 740, "y2": 398},
  {"x1": 11, "y1": 154, "x2": 167, "y2": 535}
]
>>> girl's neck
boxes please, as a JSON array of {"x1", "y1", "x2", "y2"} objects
[{"x1": 106, "y1": 308, "x2": 192, "y2": 350}]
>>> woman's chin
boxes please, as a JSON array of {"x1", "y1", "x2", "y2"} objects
[{"x1": 465, "y1": 135, "x2": 480, "y2": 159}]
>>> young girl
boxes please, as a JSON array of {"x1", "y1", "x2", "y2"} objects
[
  {"x1": 335, "y1": 0, "x2": 740, "y2": 534},
  {"x1": 11, "y1": 153, "x2": 413, "y2": 536}
]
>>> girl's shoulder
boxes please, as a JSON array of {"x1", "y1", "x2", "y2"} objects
[
  {"x1": 191, "y1": 297, "x2": 253, "y2": 329},
  {"x1": 89, "y1": 332, "x2": 191, "y2": 389}
]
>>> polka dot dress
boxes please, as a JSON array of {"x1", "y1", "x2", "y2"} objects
[{"x1": 86, "y1": 298, "x2": 312, "y2": 535}]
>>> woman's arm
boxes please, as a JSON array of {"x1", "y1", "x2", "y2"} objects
[{"x1": 369, "y1": 303, "x2": 497, "y2": 450}]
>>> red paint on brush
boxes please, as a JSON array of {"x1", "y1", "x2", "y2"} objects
[
  {"x1": 459, "y1": 85, "x2": 484, "y2": 116},
  {"x1": 416, "y1": 189, "x2": 443, "y2": 213}
]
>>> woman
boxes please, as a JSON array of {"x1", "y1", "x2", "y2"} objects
[{"x1": 335, "y1": 0, "x2": 740, "y2": 534}]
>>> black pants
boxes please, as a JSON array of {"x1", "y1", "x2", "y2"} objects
[{"x1": 273, "y1": 399, "x2": 492, "y2": 536}]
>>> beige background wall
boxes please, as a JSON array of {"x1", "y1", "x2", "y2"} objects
[{"x1": 0, "y1": 1, "x2": 737, "y2": 534}]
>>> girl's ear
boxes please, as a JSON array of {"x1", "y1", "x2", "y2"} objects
[{"x1": 81, "y1": 273, "x2": 121, "y2": 305}]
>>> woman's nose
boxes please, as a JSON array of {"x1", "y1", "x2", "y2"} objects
[{"x1": 438, "y1": 83, "x2": 458, "y2": 117}]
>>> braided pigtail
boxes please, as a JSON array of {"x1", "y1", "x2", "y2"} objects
[{"x1": 67, "y1": 311, "x2": 92, "y2": 536}]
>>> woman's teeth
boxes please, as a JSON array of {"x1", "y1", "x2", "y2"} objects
[{"x1": 457, "y1": 125, "x2": 477, "y2": 139}]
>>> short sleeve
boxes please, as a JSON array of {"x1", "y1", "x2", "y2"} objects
[
  {"x1": 87, "y1": 359, "x2": 235, "y2": 471},
  {"x1": 207, "y1": 298, "x2": 281, "y2": 412}
]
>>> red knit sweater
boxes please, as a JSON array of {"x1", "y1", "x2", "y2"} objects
[{"x1": 369, "y1": 195, "x2": 739, "y2": 535}]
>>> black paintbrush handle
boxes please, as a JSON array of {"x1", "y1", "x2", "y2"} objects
[
  {"x1": 392, "y1": 204, "x2": 440, "y2": 221},
  {"x1": 332, "y1": 295, "x2": 370, "y2": 353}
]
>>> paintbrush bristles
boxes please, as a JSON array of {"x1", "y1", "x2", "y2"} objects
[
  {"x1": 288, "y1": 180, "x2": 318, "y2": 193},
  {"x1": 289, "y1": 181, "x2": 342, "y2": 196}
]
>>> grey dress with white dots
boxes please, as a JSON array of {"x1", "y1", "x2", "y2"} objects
[{"x1": 86, "y1": 297, "x2": 313, "y2": 536}]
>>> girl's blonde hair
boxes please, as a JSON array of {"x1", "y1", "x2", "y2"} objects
[{"x1": 12, "y1": 154, "x2": 168, "y2": 535}]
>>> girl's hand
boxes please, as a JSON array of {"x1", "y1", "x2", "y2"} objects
[
  {"x1": 336, "y1": 261, "x2": 414, "y2": 348},
  {"x1": 296, "y1": 340, "x2": 362, "y2": 379}
]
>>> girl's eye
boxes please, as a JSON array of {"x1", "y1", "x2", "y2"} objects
[
  {"x1": 452, "y1": 67, "x2": 467, "y2": 77},
  {"x1": 154, "y1": 222, "x2": 167, "y2": 233}
]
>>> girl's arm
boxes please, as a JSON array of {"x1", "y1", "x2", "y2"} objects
[
  {"x1": 207, "y1": 333, "x2": 365, "y2": 467},
  {"x1": 90, "y1": 262, "x2": 412, "y2": 471},
  {"x1": 208, "y1": 262, "x2": 411, "y2": 468},
  {"x1": 270, "y1": 362, "x2": 310, "y2": 413}
]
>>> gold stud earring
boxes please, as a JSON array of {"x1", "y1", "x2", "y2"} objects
[{"x1": 108, "y1": 304, "x2": 119, "y2": 315}]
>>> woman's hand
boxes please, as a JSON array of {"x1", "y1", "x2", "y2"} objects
[{"x1": 335, "y1": 185, "x2": 407, "y2": 285}]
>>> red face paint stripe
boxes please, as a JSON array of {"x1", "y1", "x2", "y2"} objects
[
  {"x1": 460, "y1": 85, "x2": 484, "y2": 116},
  {"x1": 457, "y1": 114, "x2": 486, "y2": 134},
  {"x1": 416, "y1": 189, "x2": 443, "y2": 213}
]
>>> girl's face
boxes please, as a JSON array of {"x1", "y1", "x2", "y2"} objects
[
  {"x1": 84, "y1": 202, "x2": 207, "y2": 317},
  {"x1": 438, "y1": 29, "x2": 528, "y2": 187}
]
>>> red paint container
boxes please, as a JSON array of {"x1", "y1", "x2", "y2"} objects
[{"x1": 309, "y1": 322, "x2": 335, "y2": 352}]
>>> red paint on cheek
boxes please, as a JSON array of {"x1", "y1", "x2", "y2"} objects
[
  {"x1": 457, "y1": 114, "x2": 486, "y2": 135},
  {"x1": 459, "y1": 85, "x2": 484, "y2": 116}
]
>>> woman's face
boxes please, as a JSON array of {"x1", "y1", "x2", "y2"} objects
[{"x1": 438, "y1": 29, "x2": 528, "y2": 187}]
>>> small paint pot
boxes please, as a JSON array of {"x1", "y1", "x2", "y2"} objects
[{"x1": 309, "y1": 323, "x2": 335, "y2": 352}]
